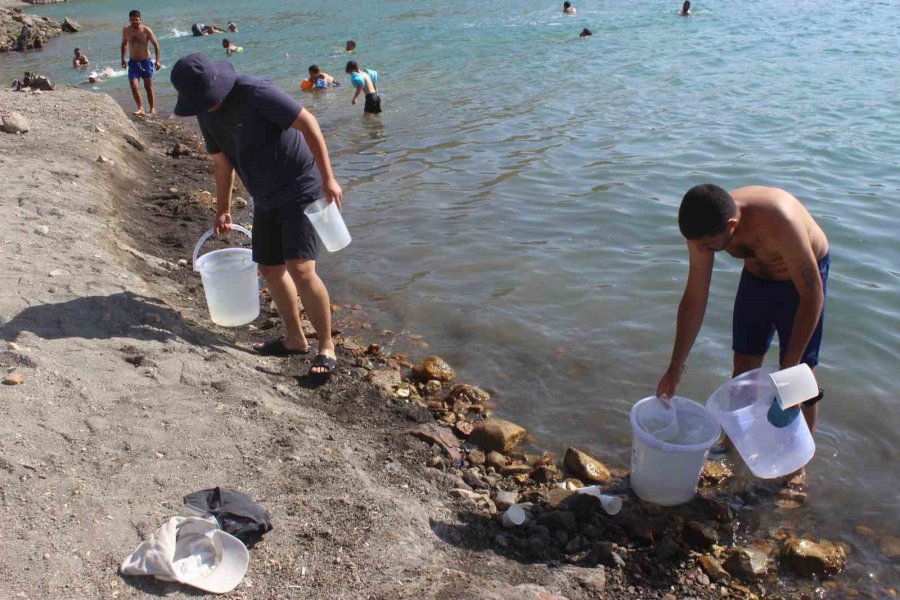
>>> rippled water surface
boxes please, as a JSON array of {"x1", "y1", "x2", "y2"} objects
[{"x1": 4, "y1": 0, "x2": 899, "y2": 584}]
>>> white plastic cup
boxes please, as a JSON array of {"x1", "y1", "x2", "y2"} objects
[
  {"x1": 769, "y1": 364, "x2": 819, "y2": 409},
  {"x1": 502, "y1": 504, "x2": 527, "y2": 528},
  {"x1": 707, "y1": 367, "x2": 815, "y2": 479},
  {"x1": 638, "y1": 398, "x2": 679, "y2": 441},
  {"x1": 630, "y1": 396, "x2": 721, "y2": 506},
  {"x1": 304, "y1": 198, "x2": 351, "y2": 252},
  {"x1": 192, "y1": 225, "x2": 259, "y2": 327},
  {"x1": 577, "y1": 486, "x2": 623, "y2": 515}
]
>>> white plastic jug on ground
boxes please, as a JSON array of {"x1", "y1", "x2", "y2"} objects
[
  {"x1": 630, "y1": 396, "x2": 721, "y2": 506},
  {"x1": 304, "y1": 198, "x2": 351, "y2": 252},
  {"x1": 706, "y1": 367, "x2": 815, "y2": 479},
  {"x1": 192, "y1": 225, "x2": 260, "y2": 327}
]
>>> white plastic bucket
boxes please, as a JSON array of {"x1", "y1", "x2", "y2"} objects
[
  {"x1": 304, "y1": 198, "x2": 351, "y2": 252},
  {"x1": 192, "y1": 225, "x2": 260, "y2": 327},
  {"x1": 630, "y1": 396, "x2": 721, "y2": 506},
  {"x1": 706, "y1": 367, "x2": 815, "y2": 479}
]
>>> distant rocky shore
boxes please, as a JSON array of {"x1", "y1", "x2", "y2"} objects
[{"x1": 0, "y1": 6, "x2": 80, "y2": 53}]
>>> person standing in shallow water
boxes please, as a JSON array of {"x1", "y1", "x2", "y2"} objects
[
  {"x1": 120, "y1": 9, "x2": 161, "y2": 117},
  {"x1": 170, "y1": 53, "x2": 343, "y2": 380},
  {"x1": 656, "y1": 185, "x2": 830, "y2": 436},
  {"x1": 346, "y1": 61, "x2": 381, "y2": 115}
]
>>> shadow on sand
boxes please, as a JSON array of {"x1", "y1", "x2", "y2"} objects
[{"x1": 0, "y1": 291, "x2": 235, "y2": 351}]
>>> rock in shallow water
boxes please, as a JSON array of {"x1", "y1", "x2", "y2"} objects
[
  {"x1": 724, "y1": 547, "x2": 768, "y2": 581},
  {"x1": 780, "y1": 537, "x2": 847, "y2": 577}
]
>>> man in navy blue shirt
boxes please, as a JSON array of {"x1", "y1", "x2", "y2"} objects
[{"x1": 171, "y1": 53, "x2": 342, "y2": 379}]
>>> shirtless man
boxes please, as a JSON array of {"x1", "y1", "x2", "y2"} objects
[
  {"x1": 656, "y1": 185, "x2": 830, "y2": 434},
  {"x1": 120, "y1": 9, "x2": 161, "y2": 116},
  {"x1": 73, "y1": 48, "x2": 89, "y2": 68},
  {"x1": 563, "y1": 2, "x2": 577, "y2": 15}
]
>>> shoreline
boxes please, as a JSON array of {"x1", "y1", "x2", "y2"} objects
[{"x1": 0, "y1": 86, "x2": 891, "y2": 599}]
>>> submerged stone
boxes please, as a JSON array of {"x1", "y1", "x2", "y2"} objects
[{"x1": 780, "y1": 537, "x2": 847, "y2": 577}]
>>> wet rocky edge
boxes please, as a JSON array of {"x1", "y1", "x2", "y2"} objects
[
  {"x1": 1, "y1": 6, "x2": 80, "y2": 53},
  {"x1": 118, "y1": 117, "x2": 897, "y2": 599}
]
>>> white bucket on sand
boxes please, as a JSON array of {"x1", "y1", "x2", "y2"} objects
[
  {"x1": 630, "y1": 396, "x2": 721, "y2": 506},
  {"x1": 192, "y1": 225, "x2": 259, "y2": 327},
  {"x1": 304, "y1": 198, "x2": 351, "y2": 252},
  {"x1": 707, "y1": 367, "x2": 815, "y2": 479}
]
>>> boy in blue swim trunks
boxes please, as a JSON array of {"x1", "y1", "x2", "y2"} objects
[
  {"x1": 657, "y1": 185, "x2": 830, "y2": 434},
  {"x1": 120, "y1": 10, "x2": 161, "y2": 116}
]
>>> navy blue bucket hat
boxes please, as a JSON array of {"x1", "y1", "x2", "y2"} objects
[{"x1": 170, "y1": 53, "x2": 236, "y2": 116}]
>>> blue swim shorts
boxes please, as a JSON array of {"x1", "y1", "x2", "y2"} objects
[
  {"x1": 732, "y1": 254, "x2": 830, "y2": 367},
  {"x1": 128, "y1": 58, "x2": 154, "y2": 80}
]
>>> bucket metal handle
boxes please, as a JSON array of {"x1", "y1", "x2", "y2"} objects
[{"x1": 192, "y1": 225, "x2": 252, "y2": 272}]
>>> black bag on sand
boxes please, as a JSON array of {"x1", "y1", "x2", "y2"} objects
[{"x1": 183, "y1": 487, "x2": 272, "y2": 547}]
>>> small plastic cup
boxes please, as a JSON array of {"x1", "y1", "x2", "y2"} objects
[
  {"x1": 304, "y1": 198, "x2": 351, "y2": 252},
  {"x1": 577, "y1": 486, "x2": 623, "y2": 515},
  {"x1": 502, "y1": 504, "x2": 528, "y2": 528},
  {"x1": 769, "y1": 364, "x2": 819, "y2": 409},
  {"x1": 637, "y1": 398, "x2": 679, "y2": 442}
]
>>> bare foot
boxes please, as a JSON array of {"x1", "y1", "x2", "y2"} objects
[{"x1": 132, "y1": 108, "x2": 146, "y2": 117}]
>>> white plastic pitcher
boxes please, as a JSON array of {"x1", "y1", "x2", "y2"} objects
[
  {"x1": 630, "y1": 396, "x2": 721, "y2": 506},
  {"x1": 304, "y1": 198, "x2": 351, "y2": 252},
  {"x1": 706, "y1": 367, "x2": 815, "y2": 479},
  {"x1": 192, "y1": 225, "x2": 260, "y2": 327}
]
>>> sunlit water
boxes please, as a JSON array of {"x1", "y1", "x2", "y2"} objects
[{"x1": 4, "y1": 0, "x2": 899, "y2": 585}]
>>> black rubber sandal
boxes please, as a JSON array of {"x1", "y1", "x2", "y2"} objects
[
  {"x1": 253, "y1": 338, "x2": 310, "y2": 357},
  {"x1": 308, "y1": 354, "x2": 337, "y2": 381}
]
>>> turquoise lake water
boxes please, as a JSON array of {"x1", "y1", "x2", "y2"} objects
[{"x1": 3, "y1": 0, "x2": 899, "y2": 585}]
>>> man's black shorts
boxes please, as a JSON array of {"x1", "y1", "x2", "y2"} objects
[{"x1": 251, "y1": 196, "x2": 320, "y2": 265}]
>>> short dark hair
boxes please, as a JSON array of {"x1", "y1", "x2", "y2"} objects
[
  {"x1": 678, "y1": 184, "x2": 736, "y2": 239},
  {"x1": 129, "y1": 10, "x2": 141, "y2": 18},
  {"x1": 309, "y1": 64, "x2": 320, "y2": 74},
  {"x1": 564, "y1": 1, "x2": 571, "y2": 8},
  {"x1": 222, "y1": 38, "x2": 230, "y2": 46},
  {"x1": 74, "y1": 47, "x2": 80, "y2": 53},
  {"x1": 345, "y1": 60, "x2": 359, "y2": 73}
]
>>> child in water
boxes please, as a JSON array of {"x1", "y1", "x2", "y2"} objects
[
  {"x1": 300, "y1": 64, "x2": 337, "y2": 90},
  {"x1": 346, "y1": 61, "x2": 380, "y2": 115},
  {"x1": 222, "y1": 38, "x2": 243, "y2": 55}
]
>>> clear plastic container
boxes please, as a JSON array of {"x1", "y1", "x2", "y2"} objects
[
  {"x1": 304, "y1": 198, "x2": 351, "y2": 252},
  {"x1": 192, "y1": 225, "x2": 260, "y2": 327},
  {"x1": 706, "y1": 367, "x2": 815, "y2": 479},
  {"x1": 630, "y1": 396, "x2": 721, "y2": 506}
]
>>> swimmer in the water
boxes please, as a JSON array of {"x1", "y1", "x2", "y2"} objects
[
  {"x1": 563, "y1": 2, "x2": 577, "y2": 15},
  {"x1": 73, "y1": 48, "x2": 90, "y2": 68},
  {"x1": 227, "y1": 21, "x2": 238, "y2": 32},
  {"x1": 345, "y1": 39, "x2": 356, "y2": 52},
  {"x1": 88, "y1": 71, "x2": 99, "y2": 84},
  {"x1": 301, "y1": 64, "x2": 336, "y2": 90},
  {"x1": 191, "y1": 23, "x2": 224, "y2": 36},
  {"x1": 681, "y1": 1, "x2": 692, "y2": 16},
  {"x1": 222, "y1": 38, "x2": 242, "y2": 55},
  {"x1": 579, "y1": 28, "x2": 592, "y2": 37}
]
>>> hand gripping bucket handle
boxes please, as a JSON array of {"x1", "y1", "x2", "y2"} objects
[{"x1": 192, "y1": 225, "x2": 252, "y2": 271}]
